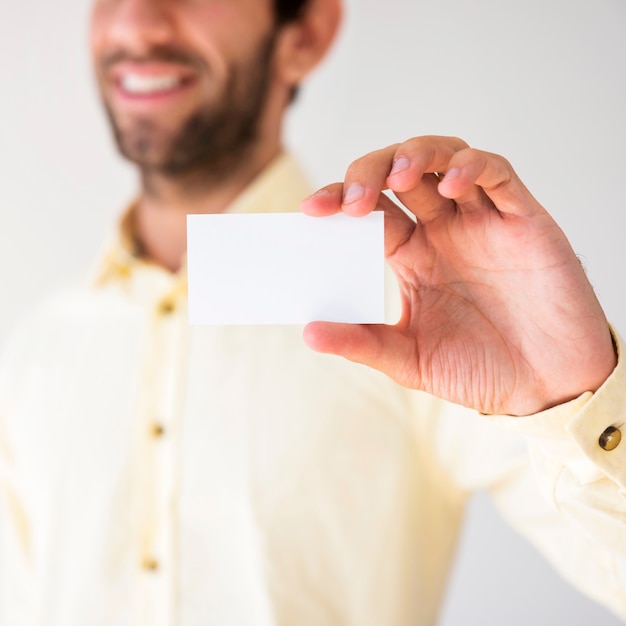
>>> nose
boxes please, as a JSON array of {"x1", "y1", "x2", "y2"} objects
[{"x1": 100, "y1": 0, "x2": 175, "y2": 56}]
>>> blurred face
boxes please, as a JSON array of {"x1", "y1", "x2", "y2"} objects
[{"x1": 91, "y1": 0, "x2": 279, "y2": 176}]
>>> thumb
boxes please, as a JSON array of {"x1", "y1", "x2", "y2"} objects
[{"x1": 302, "y1": 321, "x2": 417, "y2": 388}]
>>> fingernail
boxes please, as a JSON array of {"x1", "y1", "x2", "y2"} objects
[
  {"x1": 305, "y1": 187, "x2": 331, "y2": 200},
  {"x1": 442, "y1": 167, "x2": 461, "y2": 182},
  {"x1": 389, "y1": 156, "x2": 410, "y2": 176},
  {"x1": 342, "y1": 183, "x2": 365, "y2": 205}
]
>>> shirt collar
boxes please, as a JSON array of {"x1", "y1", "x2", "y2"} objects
[{"x1": 93, "y1": 152, "x2": 313, "y2": 287}]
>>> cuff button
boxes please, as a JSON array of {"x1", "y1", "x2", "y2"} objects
[{"x1": 599, "y1": 426, "x2": 621, "y2": 451}]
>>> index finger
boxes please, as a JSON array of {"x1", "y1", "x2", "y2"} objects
[
  {"x1": 343, "y1": 136, "x2": 470, "y2": 219},
  {"x1": 300, "y1": 144, "x2": 399, "y2": 218},
  {"x1": 301, "y1": 136, "x2": 471, "y2": 219}
]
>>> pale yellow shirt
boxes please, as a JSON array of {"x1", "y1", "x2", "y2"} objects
[{"x1": 0, "y1": 154, "x2": 625, "y2": 625}]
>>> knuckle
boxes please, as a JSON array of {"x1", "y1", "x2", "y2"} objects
[{"x1": 448, "y1": 136, "x2": 470, "y2": 150}]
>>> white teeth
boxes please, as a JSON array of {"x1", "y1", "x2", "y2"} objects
[{"x1": 120, "y1": 74, "x2": 182, "y2": 95}]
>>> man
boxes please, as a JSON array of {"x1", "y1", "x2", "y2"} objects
[{"x1": 0, "y1": 1, "x2": 624, "y2": 625}]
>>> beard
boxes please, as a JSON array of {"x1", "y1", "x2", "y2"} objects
[{"x1": 101, "y1": 32, "x2": 277, "y2": 179}]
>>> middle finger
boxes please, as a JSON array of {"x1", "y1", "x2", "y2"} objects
[{"x1": 386, "y1": 136, "x2": 470, "y2": 223}]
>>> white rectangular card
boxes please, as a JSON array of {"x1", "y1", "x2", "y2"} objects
[{"x1": 187, "y1": 212, "x2": 384, "y2": 325}]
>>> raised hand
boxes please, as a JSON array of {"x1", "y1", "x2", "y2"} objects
[{"x1": 301, "y1": 136, "x2": 616, "y2": 416}]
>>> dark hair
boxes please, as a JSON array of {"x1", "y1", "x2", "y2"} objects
[{"x1": 275, "y1": 0, "x2": 310, "y2": 24}]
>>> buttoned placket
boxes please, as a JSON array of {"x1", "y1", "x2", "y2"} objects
[{"x1": 134, "y1": 276, "x2": 189, "y2": 626}]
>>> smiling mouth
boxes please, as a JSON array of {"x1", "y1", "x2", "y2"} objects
[{"x1": 119, "y1": 73, "x2": 191, "y2": 96}]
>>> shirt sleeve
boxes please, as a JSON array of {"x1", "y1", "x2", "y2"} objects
[{"x1": 483, "y1": 326, "x2": 626, "y2": 618}]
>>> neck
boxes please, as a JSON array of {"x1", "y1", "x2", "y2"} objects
[{"x1": 134, "y1": 140, "x2": 281, "y2": 273}]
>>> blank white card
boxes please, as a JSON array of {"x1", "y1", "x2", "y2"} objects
[{"x1": 187, "y1": 212, "x2": 384, "y2": 325}]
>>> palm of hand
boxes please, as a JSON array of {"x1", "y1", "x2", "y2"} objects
[{"x1": 387, "y1": 199, "x2": 599, "y2": 414}]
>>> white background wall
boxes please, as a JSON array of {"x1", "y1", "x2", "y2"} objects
[{"x1": 1, "y1": 0, "x2": 625, "y2": 623}]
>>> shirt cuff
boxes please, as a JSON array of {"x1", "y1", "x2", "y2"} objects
[{"x1": 485, "y1": 326, "x2": 626, "y2": 489}]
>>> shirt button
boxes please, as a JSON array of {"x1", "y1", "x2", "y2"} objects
[
  {"x1": 142, "y1": 557, "x2": 159, "y2": 572},
  {"x1": 150, "y1": 422, "x2": 165, "y2": 438},
  {"x1": 599, "y1": 426, "x2": 621, "y2": 451},
  {"x1": 158, "y1": 297, "x2": 176, "y2": 315}
]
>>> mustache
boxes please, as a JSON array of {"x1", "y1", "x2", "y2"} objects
[{"x1": 100, "y1": 45, "x2": 206, "y2": 72}]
